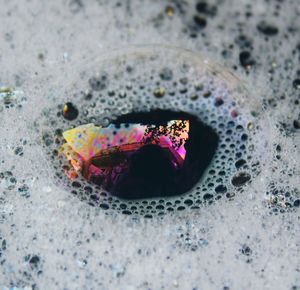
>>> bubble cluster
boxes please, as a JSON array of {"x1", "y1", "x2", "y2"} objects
[
  {"x1": 36, "y1": 46, "x2": 261, "y2": 217},
  {"x1": 266, "y1": 182, "x2": 300, "y2": 213},
  {"x1": 0, "y1": 88, "x2": 26, "y2": 113}
]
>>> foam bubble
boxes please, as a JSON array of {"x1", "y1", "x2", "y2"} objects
[{"x1": 35, "y1": 45, "x2": 263, "y2": 217}]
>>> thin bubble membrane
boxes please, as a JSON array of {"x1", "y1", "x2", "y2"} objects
[{"x1": 35, "y1": 46, "x2": 262, "y2": 217}]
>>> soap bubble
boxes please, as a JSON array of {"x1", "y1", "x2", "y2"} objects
[{"x1": 35, "y1": 45, "x2": 263, "y2": 217}]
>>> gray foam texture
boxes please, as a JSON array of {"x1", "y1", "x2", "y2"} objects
[{"x1": 0, "y1": 0, "x2": 300, "y2": 289}]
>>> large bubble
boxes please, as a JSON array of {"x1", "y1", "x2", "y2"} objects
[{"x1": 35, "y1": 45, "x2": 263, "y2": 217}]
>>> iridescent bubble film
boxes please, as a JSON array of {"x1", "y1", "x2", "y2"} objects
[
  {"x1": 36, "y1": 46, "x2": 261, "y2": 215},
  {"x1": 60, "y1": 120, "x2": 190, "y2": 197}
]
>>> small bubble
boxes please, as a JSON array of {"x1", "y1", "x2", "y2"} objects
[
  {"x1": 293, "y1": 79, "x2": 300, "y2": 89},
  {"x1": 214, "y1": 97, "x2": 224, "y2": 107},
  {"x1": 247, "y1": 122, "x2": 254, "y2": 130},
  {"x1": 159, "y1": 68, "x2": 173, "y2": 81},
  {"x1": 226, "y1": 192, "x2": 235, "y2": 199},
  {"x1": 83, "y1": 91, "x2": 93, "y2": 100},
  {"x1": 194, "y1": 84, "x2": 203, "y2": 91},
  {"x1": 25, "y1": 254, "x2": 41, "y2": 270},
  {"x1": 193, "y1": 15, "x2": 207, "y2": 29},
  {"x1": 293, "y1": 120, "x2": 300, "y2": 129},
  {"x1": 257, "y1": 21, "x2": 279, "y2": 36},
  {"x1": 203, "y1": 193, "x2": 213, "y2": 200},
  {"x1": 153, "y1": 87, "x2": 166, "y2": 98},
  {"x1": 190, "y1": 94, "x2": 198, "y2": 101},
  {"x1": 63, "y1": 102, "x2": 79, "y2": 121},
  {"x1": 215, "y1": 185, "x2": 227, "y2": 194},
  {"x1": 239, "y1": 51, "x2": 255, "y2": 69},
  {"x1": 231, "y1": 172, "x2": 251, "y2": 187},
  {"x1": 203, "y1": 91, "x2": 211, "y2": 98},
  {"x1": 165, "y1": 6, "x2": 175, "y2": 17},
  {"x1": 184, "y1": 199, "x2": 193, "y2": 206},
  {"x1": 241, "y1": 134, "x2": 248, "y2": 141},
  {"x1": 119, "y1": 91, "x2": 127, "y2": 99},
  {"x1": 100, "y1": 203, "x2": 109, "y2": 210},
  {"x1": 235, "y1": 159, "x2": 247, "y2": 168},
  {"x1": 231, "y1": 110, "x2": 238, "y2": 118},
  {"x1": 196, "y1": 1, "x2": 217, "y2": 17}
]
